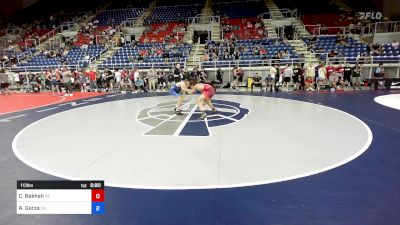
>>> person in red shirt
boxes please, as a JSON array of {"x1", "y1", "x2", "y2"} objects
[
  {"x1": 86, "y1": 70, "x2": 97, "y2": 92},
  {"x1": 325, "y1": 62, "x2": 334, "y2": 80},
  {"x1": 156, "y1": 48, "x2": 163, "y2": 56},
  {"x1": 335, "y1": 64, "x2": 345, "y2": 90},
  {"x1": 305, "y1": 75, "x2": 315, "y2": 91},
  {"x1": 259, "y1": 48, "x2": 267, "y2": 56}
]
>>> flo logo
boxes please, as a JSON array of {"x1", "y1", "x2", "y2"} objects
[{"x1": 137, "y1": 99, "x2": 249, "y2": 136}]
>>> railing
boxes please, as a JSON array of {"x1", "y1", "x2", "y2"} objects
[
  {"x1": 2, "y1": 61, "x2": 8, "y2": 68},
  {"x1": 61, "y1": 22, "x2": 79, "y2": 32},
  {"x1": 5, "y1": 26, "x2": 22, "y2": 35},
  {"x1": 4, "y1": 53, "x2": 400, "y2": 74},
  {"x1": 89, "y1": 47, "x2": 108, "y2": 67},
  {"x1": 261, "y1": 9, "x2": 297, "y2": 20},
  {"x1": 301, "y1": 21, "x2": 400, "y2": 39},
  {"x1": 188, "y1": 14, "x2": 220, "y2": 25},
  {"x1": 16, "y1": 50, "x2": 33, "y2": 64},
  {"x1": 4, "y1": 64, "x2": 81, "y2": 73},
  {"x1": 38, "y1": 26, "x2": 62, "y2": 45},
  {"x1": 374, "y1": 21, "x2": 400, "y2": 33},
  {"x1": 95, "y1": 34, "x2": 110, "y2": 45},
  {"x1": 123, "y1": 18, "x2": 137, "y2": 27},
  {"x1": 184, "y1": 25, "x2": 195, "y2": 42},
  {"x1": 24, "y1": 38, "x2": 37, "y2": 48},
  {"x1": 97, "y1": 61, "x2": 184, "y2": 70}
]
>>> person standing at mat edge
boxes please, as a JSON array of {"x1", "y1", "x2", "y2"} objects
[
  {"x1": 0, "y1": 69, "x2": 11, "y2": 95},
  {"x1": 190, "y1": 81, "x2": 217, "y2": 119}
]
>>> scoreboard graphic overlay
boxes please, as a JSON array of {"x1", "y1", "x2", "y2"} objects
[{"x1": 17, "y1": 180, "x2": 104, "y2": 214}]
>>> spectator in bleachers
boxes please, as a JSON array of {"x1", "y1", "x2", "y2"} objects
[
  {"x1": 212, "y1": 53, "x2": 219, "y2": 61},
  {"x1": 371, "y1": 43, "x2": 383, "y2": 55},
  {"x1": 202, "y1": 53, "x2": 209, "y2": 61},
  {"x1": 392, "y1": 40, "x2": 399, "y2": 49},
  {"x1": 283, "y1": 50, "x2": 291, "y2": 59},
  {"x1": 259, "y1": 47, "x2": 267, "y2": 57}
]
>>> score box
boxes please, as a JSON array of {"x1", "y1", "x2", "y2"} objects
[{"x1": 17, "y1": 180, "x2": 104, "y2": 215}]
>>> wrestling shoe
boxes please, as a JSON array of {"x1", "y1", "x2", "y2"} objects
[
  {"x1": 175, "y1": 108, "x2": 183, "y2": 115},
  {"x1": 200, "y1": 111, "x2": 207, "y2": 119}
]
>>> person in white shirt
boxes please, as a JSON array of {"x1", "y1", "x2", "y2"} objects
[
  {"x1": 120, "y1": 36, "x2": 125, "y2": 46},
  {"x1": 282, "y1": 64, "x2": 293, "y2": 91},
  {"x1": 132, "y1": 69, "x2": 140, "y2": 93},
  {"x1": 81, "y1": 44, "x2": 88, "y2": 51},
  {"x1": 114, "y1": 69, "x2": 122, "y2": 92},
  {"x1": 266, "y1": 65, "x2": 278, "y2": 92},
  {"x1": 147, "y1": 68, "x2": 157, "y2": 91},
  {"x1": 392, "y1": 40, "x2": 399, "y2": 48},
  {"x1": 317, "y1": 63, "x2": 327, "y2": 91}
]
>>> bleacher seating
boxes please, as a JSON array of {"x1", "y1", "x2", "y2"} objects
[
  {"x1": 371, "y1": 43, "x2": 400, "y2": 63},
  {"x1": 108, "y1": 0, "x2": 152, "y2": 9},
  {"x1": 96, "y1": 8, "x2": 144, "y2": 26},
  {"x1": 17, "y1": 28, "x2": 53, "y2": 47},
  {"x1": 140, "y1": 22, "x2": 186, "y2": 43},
  {"x1": 212, "y1": 0, "x2": 267, "y2": 18},
  {"x1": 99, "y1": 43, "x2": 192, "y2": 69},
  {"x1": 303, "y1": 36, "x2": 367, "y2": 62},
  {"x1": 302, "y1": 14, "x2": 352, "y2": 34},
  {"x1": 146, "y1": 5, "x2": 202, "y2": 24},
  {"x1": 222, "y1": 18, "x2": 265, "y2": 40},
  {"x1": 203, "y1": 38, "x2": 300, "y2": 67},
  {"x1": 302, "y1": 36, "x2": 400, "y2": 63},
  {"x1": 157, "y1": 0, "x2": 205, "y2": 6},
  {"x1": 74, "y1": 26, "x2": 109, "y2": 46},
  {"x1": 17, "y1": 45, "x2": 106, "y2": 70},
  {"x1": 2, "y1": 0, "x2": 400, "y2": 73}
]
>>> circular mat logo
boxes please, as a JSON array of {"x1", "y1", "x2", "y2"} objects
[{"x1": 137, "y1": 99, "x2": 249, "y2": 136}]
